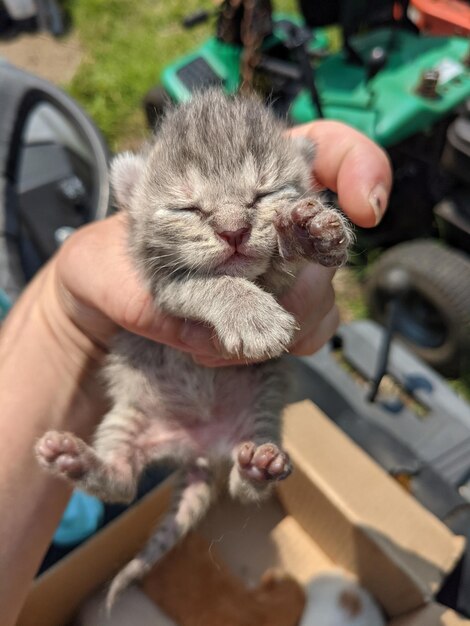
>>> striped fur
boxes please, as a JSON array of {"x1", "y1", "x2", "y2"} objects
[{"x1": 36, "y1": 91, "x2": 351, "y2": 609}]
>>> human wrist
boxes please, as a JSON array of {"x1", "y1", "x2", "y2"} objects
[
  {"x1": 41, "y1": 258, "x2": 108, "y2": 368},
  {"x1": 0, "y1": 261, "x2": 107, "y2": 436}
]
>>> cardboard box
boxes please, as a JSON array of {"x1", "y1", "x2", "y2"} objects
[{"x1": 18, "y1": 401, "x2": 469, "y2": 625}]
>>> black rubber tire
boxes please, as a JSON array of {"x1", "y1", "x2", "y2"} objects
[
  {"x1": 142, "y1": 85, "x2": 171, "y2": 130},
  {"x1": 366, "y1": 240, "x2": 470, "y2": 377}
]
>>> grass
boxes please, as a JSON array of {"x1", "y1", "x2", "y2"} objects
[
  {"x1": 66, "y1": 0, "x2": 214, "y2": 150},
  {"x1": 450, "y1": 368, "x2": 470, "y2": 402},
  {"x1": 65, "y1": 0, "x2": 296, "y2": 150}
]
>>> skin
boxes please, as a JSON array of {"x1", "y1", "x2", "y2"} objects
[{"x1": 0, "y1": 121, "x2": 391, "y2": 626}]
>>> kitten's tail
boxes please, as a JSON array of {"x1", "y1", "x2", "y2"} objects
[{"x1": 106, "y1": 460, "x2": 216, "y2": 612}]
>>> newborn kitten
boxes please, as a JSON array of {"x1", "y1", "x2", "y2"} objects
[
  {"x1": 35, "y1": 90, "x2": 351, "y2": 607},
  {"x1": 300, "y1": 573, "x2": 385, "y2": 626}
]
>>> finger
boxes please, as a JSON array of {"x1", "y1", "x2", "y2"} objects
[
  {"x1": 57, "y1": 216, "x2": 219, "y2": 356},
  {"x1": 279, "y1": 263, "x2": 336, "y2": 343},
  {"x1": 290, "y1": 121, "x2": 392, "y2": 228},
  {"x1": 290, "y1": 305, "x2": 340, "y2": 356}
]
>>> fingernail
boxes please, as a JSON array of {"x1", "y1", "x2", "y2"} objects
[
  {"x1": 369, "y1": 183, "x2": 388, "y2": 226},
  {"x1": 180, "y1": 321, "x2": 216, "y2": 354}
]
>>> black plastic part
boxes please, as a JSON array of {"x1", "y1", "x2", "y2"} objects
[
  {"x1": 367, "y1": 298, "x2": 399, "y2": 402},
  {"x1": 442, "y1": 116, "x2": 470, "y2": 186},
  {"x1": 277, "y1": 21, "x2": 324, "y2": 118},
  {"x1": 182, "y1": 9, "x2": 211, "y2": 29},
  {"x1": 366, "y1": 46, "x2": 388, "y2": 81},
  {"x1": 143, "y1": 85, "x2": 171, "y2": 130},
  {"x1": 0, "y1": 11, "x2": 37, "y2": 40},
  {"x1": 354, "y1": 119, "x2": 451, "y2": 251},
  {"x1": 298, "y1": 0, "x2": 341, "y2": 27},
  {"x1": 434, "y1": 190, "x2": 470, "y2": 254},
  {"x1": 256, "y1": 55, "x2": 303, "y2": 81},
  {"x1": 299, "y1": 0, "x2": 413, "y2": 32},
  {"x1": 17, "y1": 144, "x2": 88, "y2": 267},
  {"x1": 368, "y1": 267, "x2": 412, "y2": 401},
  {"x1": 36, "y1": 0, "x2": 65, "y2": 36},
  {"x1": 175, "y1": 57, "x2": 224, "y2": 92}
]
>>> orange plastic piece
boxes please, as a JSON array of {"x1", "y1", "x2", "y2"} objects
[{"x1": 411, "y1": 0, "x2": 470, "y2": 36}]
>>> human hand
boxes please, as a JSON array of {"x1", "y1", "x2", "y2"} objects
[
  {"x1": 0, "y1": 120, "x2": 391, "y2": 626},
  {"x1": 51, "y1": 120, "x2": 391, "y2": 366}
]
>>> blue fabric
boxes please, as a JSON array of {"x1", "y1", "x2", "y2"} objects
[
  {"x1": 53, "y1": 490, "x2": 104, "y2": 546},
  {"x1": 0, "y1": 288, "x2": 11, "y2": 320}
]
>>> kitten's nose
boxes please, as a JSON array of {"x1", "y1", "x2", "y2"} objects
[{"x1": 218, "y1": 227, "x2": 251, "y2": 249}]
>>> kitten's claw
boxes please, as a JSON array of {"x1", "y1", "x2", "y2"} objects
[
  {"x1": 237, "y1": 442, "x2": 292, "y2": 483},
  {"x1": 275, "y1": 198, "x2": 351, "y2": 267},
  {"x1": 35, "y1": 431, "x2": 94, "y2": 481}
]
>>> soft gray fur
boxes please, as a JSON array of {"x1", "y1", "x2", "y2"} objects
[{"x1": 36, "y1": 90, "x2": 351, "y2": 608}]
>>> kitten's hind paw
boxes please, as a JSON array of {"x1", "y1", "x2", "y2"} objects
[
  {"x1": 237, "y1": 442, "x2": 292, "y2": 483},
  {"x1": 275, "y1": 198, "x2": 351, "y2": 267},
  {"x1": 35, "y1": 431, "x2": 95, "y2": 481},
  {"x1": 229, "y1": 442, "x2": 292, "y2": 503}
]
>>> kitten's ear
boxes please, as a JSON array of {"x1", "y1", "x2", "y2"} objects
[
  {"x1": 110, "y1": 152, "x2": 146, "y2": 211},
  {"x1": 291, "y1": 136, "x2": 316, "y2": 168}
]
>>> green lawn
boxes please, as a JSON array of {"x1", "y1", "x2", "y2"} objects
[{"x1": 66, "y1": 0, "x2": 212, "y2": 150}]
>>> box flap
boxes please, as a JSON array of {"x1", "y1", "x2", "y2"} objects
[
  {"x1": 277, "y1": 401, "x2": 465, "y2": 617},
  {"x1": 17, "y1": 478, "x2": 174, "y2": 626},
  {"x1": 269, "y1": 516, "x2": 336, "y2": 584},
  {"x1": 389, "y1": 604, "x2": 470, "y2": 625},
  {"x1": 199, "y1": 496, "x2": 336, "y2": 585}
]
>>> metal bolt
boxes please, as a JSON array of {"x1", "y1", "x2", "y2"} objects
[
  {"x1": 416, "y1": 69, "x2": 440, "y2": 98},
  {"x1": 463, "y1": 44, "x2": 470, "y2": 68}
]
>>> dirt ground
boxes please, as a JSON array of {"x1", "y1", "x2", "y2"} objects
[{"x1": 0, "y1": 31, "x2": 82, "y2": 84}]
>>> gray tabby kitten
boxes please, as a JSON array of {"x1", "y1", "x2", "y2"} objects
[{"x1": 35, "y1": 90, "x2": 351, "y2": 607}]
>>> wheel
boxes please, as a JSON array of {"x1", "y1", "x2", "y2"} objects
[
  {"x1": 142, "y1": 86, "x2": 171, "y2": 130},
  {"x1": 366, "y1": 240, "x2": 470, "y2": 377}
]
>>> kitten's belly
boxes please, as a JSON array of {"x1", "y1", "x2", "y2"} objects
[
  {"x1": 106, "y1": 336, "x2": 283, "y2": 458},
  {"x1": 137, "y1": 364, "x2": 260, "y2": 456}
]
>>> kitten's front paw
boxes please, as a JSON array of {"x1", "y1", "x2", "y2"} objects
[
  {"x1": 237, "y1": 442, "x2": 292, "y2": 482},
  {"x1": 35, "y1": 431, "x2": 95, "y2": 481},
  {"x1": 275, "y1": 198, "x2": 351, "y2": 267},
  {"x1": 216, "y1": 300, "x2": 296, "y2": 360}
]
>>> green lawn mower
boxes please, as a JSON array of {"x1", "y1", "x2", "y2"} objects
[{"x1": 144, "y1": 0, "x2": 470, "y2": 377}]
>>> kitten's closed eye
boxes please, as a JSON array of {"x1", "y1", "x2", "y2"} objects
[
  {"x1": 170, "y1": 205, "x2": 205, "y2": 216},
  {"x1": 249, "y1": 185, "x2": 301, "y2": 207},
  {"x1": 182, "y1": 206, "x2": 203, "y2": 214},
  {"x1": 250, "y1": 191, "x2": 275, "y2": 207}
]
